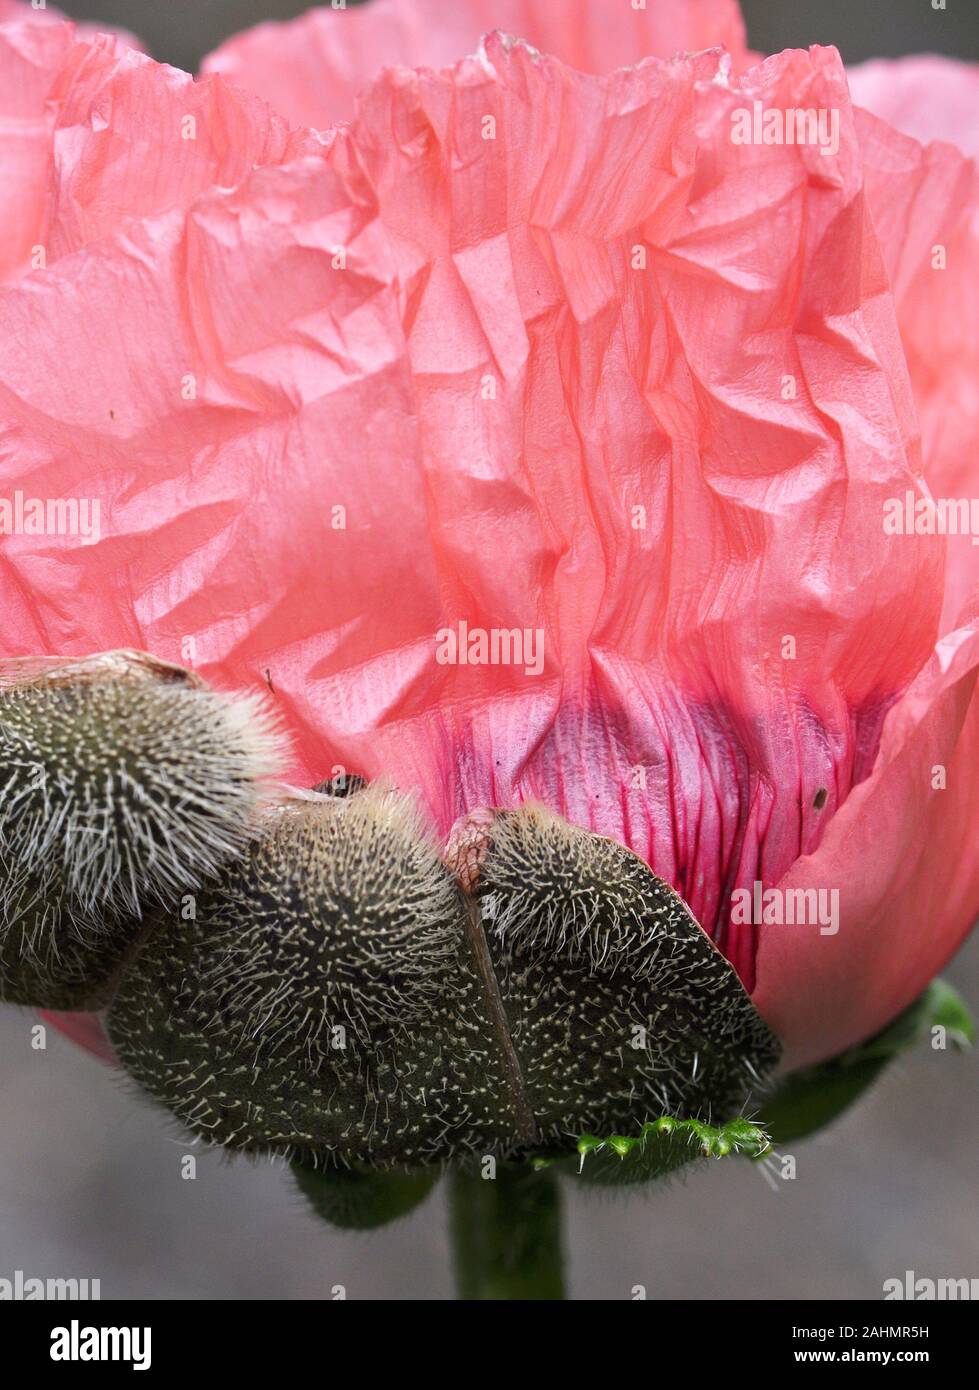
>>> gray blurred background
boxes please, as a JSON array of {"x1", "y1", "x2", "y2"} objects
[{"x1": 2, "y1": 0, "x2": 976, "y2": 1301}]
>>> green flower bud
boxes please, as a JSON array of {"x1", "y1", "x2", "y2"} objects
[
  {"x1": 470, "y1": 804, "x2": 780, "y2": 1138},
  {"x1": 0, "y1": 650, "x2": 284, "y2": 1007},
  {"x1": 109, "y1": 785, "x2": 519, "y2": 1163},
  {"x1": 108, "y1": 795, "x2": 779, "y2": 1167}
]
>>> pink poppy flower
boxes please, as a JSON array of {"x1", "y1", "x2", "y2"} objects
[{"x1": 0, "y1": 2, "x2": 976, "y2": 1079}]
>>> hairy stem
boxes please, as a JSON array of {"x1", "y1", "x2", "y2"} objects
[{"x1": 448, "y1": 1164, "x2": 566, "y2": 1300}]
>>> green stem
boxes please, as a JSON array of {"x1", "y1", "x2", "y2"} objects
[{"x1": 448, "y1": 1164, "x2": 566, "y2": 1300}]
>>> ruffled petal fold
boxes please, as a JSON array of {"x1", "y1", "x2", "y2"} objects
[
  {"x1": 0, "y1": 20, "x2": 316, "y2": 286},
  {"x1": 857, "y1": 106, "x2": 979, "y2": 631},
  {"x1": 0, "y1": 16, "x2": 76, "y2": 283},
  {"x1": 203, "y1": 0, "x2": 753, "y2": 130}
]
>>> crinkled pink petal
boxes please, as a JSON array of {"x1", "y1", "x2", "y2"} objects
[
  {"x1": 0, "y1": 17, "x2": 76, "y2": 283},
  {"x1": 849, "y1": 55, "x2": 979, "y2": 162},
  {"x1": 0, "y1": 23, "x2": 320, "y2": 285},
  {"x1": 753, "y1": 93, "x2": 979, "y2": 1064},
  {"x1": 41, "y1": 41, "x2": 319, "y2": 265},
  {"x1": 40, "y1": 1009, "x2": 118, "y2": 1065},
  {"x1": 0, "y1": 34, "x2": 951, "y2": 1045},
  {"x1": 757, "y1": 613, "x2": 979, "y2": 1067},
  {"x1": 202, "y1": 0, "x2": 753, "y2": 130},
  {"x1": 857, "y1": 106, "x2": 979, "y2": 632}
]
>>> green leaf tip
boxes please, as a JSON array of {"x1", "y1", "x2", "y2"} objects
[{"x1": 918, "y1": 978, "x2": 974, "y2": 1051}]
